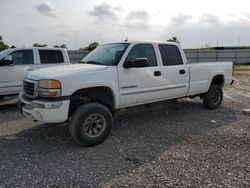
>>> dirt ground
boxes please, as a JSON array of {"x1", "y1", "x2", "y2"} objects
[{"x1": 0, "y1": 66, "x2": 249, "y2": 187}]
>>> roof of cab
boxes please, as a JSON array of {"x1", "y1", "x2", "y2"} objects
[
  {"x1": 10, "y1": 47, "x2": 66, "y2": 50},
  {"x1": 104, "y1": 40, "x2": 180, "y2": 46}
]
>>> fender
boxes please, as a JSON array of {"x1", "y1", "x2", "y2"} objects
[
  {"x1": 66, "y1": 81, "x2": 119, "y2": 109},
  {"x1": 206, "y1": 71, "x2": 225, "y2": 91}
]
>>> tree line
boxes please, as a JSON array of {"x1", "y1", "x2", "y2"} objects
[
  {"x1": 0, "y1": 35, "x2": 100, "y2": 52},
  {"x1": 0, "y1": 36, "x2": 9, "y2": 52}
]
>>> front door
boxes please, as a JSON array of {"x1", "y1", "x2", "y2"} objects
[
  {"x1": 118, "y1": 43, "x2": 163, "y2": 107},
  {"x1": 0, "y1": 49, "x2": 35, "y2": 95}
]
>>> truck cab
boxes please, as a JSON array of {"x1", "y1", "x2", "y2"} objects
[{"x1": 117, "y1": 42, "x2": 189, "y2": 107}]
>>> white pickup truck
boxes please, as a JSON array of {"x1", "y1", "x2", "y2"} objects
[
  {"x1": 19, "y1": 41, "x2": 234, "y2": 146},
  {"x1": 0, "y1": 48, "x2": 70, "y2": 98}
]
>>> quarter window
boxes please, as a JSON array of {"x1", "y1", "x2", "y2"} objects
[
  {"x1": 158, "y1": 44, "x2": 183, "y2": 66},
  {"x1": 39, "y1": 50, "x2": 64, "y2": 64},
  {"x1": 125, "y1": 44, "x2": 157, "y2": 67}
]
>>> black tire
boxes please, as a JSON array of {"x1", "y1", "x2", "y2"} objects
[
  {"x1": 69, "y1": 103, "x2": 113, "y2": 146},
  {"x1": 203, "y1": 85, "x2": 223, "y2": 110}
]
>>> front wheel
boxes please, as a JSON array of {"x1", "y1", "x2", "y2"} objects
[
  {"x1": 203, "y1": 85, "x2": 223, "y2": 110},
  {"x1": 69, "y1": 103, "x2": 113, "y2": 146}
]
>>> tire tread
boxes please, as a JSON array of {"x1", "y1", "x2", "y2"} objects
[{"x1": 203, "y1": 85, "x2": 223, "y2": 110}]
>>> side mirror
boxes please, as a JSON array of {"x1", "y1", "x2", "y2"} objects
[
  {"x1": 123, "y1": 58, "x2": 149, "y2": 68},
  {"x1": 0, "y1": 59, "x2": 14, "y2": 66}
]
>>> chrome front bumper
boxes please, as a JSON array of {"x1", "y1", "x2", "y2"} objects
[{"x1": 18, "y1": 93, "x2": 70, "y2": 123}]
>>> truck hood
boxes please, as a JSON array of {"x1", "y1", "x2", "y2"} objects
[{"x1": 27, "y1": 64, "x2": 108, "y2": 80}]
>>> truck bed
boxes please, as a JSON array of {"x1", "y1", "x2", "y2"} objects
[{"x1": 187, "y1": 62, "x2": 233, "y2": 95}]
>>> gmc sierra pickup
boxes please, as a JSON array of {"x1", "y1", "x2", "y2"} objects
[
  {"x1": 18, "y1": 41, "x2": 234, "y2": 146},
  {"x1": 0, "y1": 48, "x2": 70, "y2": 98}
]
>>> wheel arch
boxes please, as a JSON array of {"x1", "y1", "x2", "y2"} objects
[
  {"x1": 207, "y1": 74, "x2": 225, "y2": 91},
  {"x1": 68, "y1": 86, "x2": 116, "y2": 117}
]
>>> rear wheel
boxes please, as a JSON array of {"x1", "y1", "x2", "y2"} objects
[
  {"x1": 203, "y1": 85, "x2": 223, "y2": 110},
  {"x1": 69, "y1": 103, "x2": 113, "y2": 146}
]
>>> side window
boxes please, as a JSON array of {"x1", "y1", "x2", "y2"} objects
[
  {"x1": 158, "y1": 44, "x2": 183, "y2": 66},
  {"x1": 8, "y1": 50, "x2": 34, "y2": 65},
  {"x1": 39, "y1": 50, "x2": 64, "y2": 64},
  {"x1": 125, "y1": 44, "x2": 157, "y2": 67}
]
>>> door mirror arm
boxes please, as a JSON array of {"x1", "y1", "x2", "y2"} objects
[{"x1": 123, "y1": 61, "x2": 134, "y2": 68}]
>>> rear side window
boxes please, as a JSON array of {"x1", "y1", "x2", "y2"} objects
[
  {"x1": 9, "y1": 50, "x2": 34, "y2": 65},
  {"x1": 158, "y1": 44, "x2": 183, "y2": 66},
  {"x1": 39, "y1": 50, "x2": 64, "y2": 64}
]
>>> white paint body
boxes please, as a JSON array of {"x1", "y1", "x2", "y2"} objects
[
  {"x1": 19, "y1": 41, "x2": 233, "y2": 123},
  {"x1": 0, "y1": 48, "x2": 70, "y2": 96}
]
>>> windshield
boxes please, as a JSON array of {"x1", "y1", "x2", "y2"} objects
[
  {"x1": 81, "y1": 43, "x2": 129, "y2": 66},
  {"x1": 0, "y1": 49, "x2": 11, "y2": 60}
]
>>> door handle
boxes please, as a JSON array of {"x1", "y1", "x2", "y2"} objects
[
  {"x1": 154, "y1": 71, "x2": 161, "y2": 76},
  {"x1": 179, "y1": 69, "x2": 185, "y2": 74}
]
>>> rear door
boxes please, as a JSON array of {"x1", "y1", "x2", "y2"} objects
[
  {"x1": 158, "y1": 44, "x2": 189, "y2": 99},
  {"x1": 0, "y1": 49, "x2": 35, "y2": 95},
  {"x1": 38, "y1": 49, "x2": 66, "y2": 68},
  {"x1": 118, "y1": 43, "x2": 163, "y2": 107}
]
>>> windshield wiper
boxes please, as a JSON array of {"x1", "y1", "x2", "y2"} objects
[
  {"x1": 85, "y1": 61, "x2": 104, "y2": 65},
  {"x1": 78, "y1": 60, "x2": 86, "y2": 64},
  {"x1": 78, "y1": 60, "x2": 101, "y2": 65}
]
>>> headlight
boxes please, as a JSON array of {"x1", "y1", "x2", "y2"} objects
[
  {"x1": 38, "y1": 80, "x2": 61, "y2": 97},
  {"x1": 38, "y1": 80, "x2": 61, "y2": 89}
]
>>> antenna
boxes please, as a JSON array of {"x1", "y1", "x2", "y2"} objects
[{"x1": 124, "y1": 36, "x2": 128, "y2": 42}]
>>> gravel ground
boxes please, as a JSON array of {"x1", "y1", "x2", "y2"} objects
[{"x1": 0, "y1": 87, "x2": 249, "y2": 187}]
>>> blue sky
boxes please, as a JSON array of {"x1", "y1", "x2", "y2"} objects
[{"x1": 1, "y1": 0, "x2": 250, "y2": 49}]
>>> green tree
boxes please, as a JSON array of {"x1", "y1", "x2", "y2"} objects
[
  {"x1": 202, "y1": 42, "x2": 212, "y2": 49},
  {"x1": 78, "y1": 47, "x2": 85, "y2": 51},
  {"x1": 167, "y1": 37, "x2": 180, "y2": 43},
  {"x1": 84, "y1": 42, "x2": 99, "y2": 52},
  {"x1": 33, "y1": 43, "x2": 47, "y2": 47},
  {"x1": 54, "y1": 44, "x2": 67, "y2": 48},
  {"x1": 0, "y1": 35, "x2": 9, "y2": 52}
]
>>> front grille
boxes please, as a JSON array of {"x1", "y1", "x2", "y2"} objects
[{"x1": 23, "y1": 80, "x2": 35, "y2": 96}]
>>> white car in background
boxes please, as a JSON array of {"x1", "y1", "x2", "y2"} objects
[{"x1": 0, "y1": 48, "x2": 70, "y2": 98}]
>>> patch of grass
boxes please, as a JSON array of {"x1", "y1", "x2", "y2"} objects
[
  {"x1": 233, "y1": 65, "x2": 250, "y2": 76},
  {"x1": 229, "y1": 74, "x2": 250, "y2": 94},
  {"x1": 234, "y1": 65, "x2": 250, "y2": 71}
]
